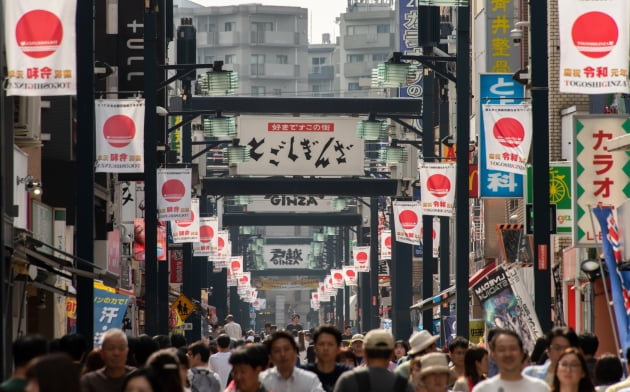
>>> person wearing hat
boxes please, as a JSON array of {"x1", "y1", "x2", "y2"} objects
[
  {"x1": 223, "y1": 315, "x2": 243, "y2": 340},
  {"x1": 333, "y1": 329, "x2": 414, "y2": 392},
  {"x1": 286, "y1": 314, "x2": 304, "y2": 334},
  {"x1": 413, "y1": 353, "x2": 457, "y2": 392},
  {"x1": 349, "y1": 334, "x2": 365, "y2": 366},
  {"x1": 395, "y1": 330, "x2": 440, "y2": 379}
]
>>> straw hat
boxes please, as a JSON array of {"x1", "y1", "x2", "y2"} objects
[
  {"x1": 419, "y1": 353, "x2": 457, "y2": 385},
  {"x1": 363, "y1": 329, "x2": 394, "y2": 351},
  {"x1": 408, "y1": 330, "x2": 440, "y2": 356}
]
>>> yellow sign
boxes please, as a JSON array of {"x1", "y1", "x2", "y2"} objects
[{"x1": 171, "y1": 294, "x2": 194, "y2": 321}]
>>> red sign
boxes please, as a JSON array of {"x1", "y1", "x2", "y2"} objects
[
  {"x1": 426, "y1": 173, "x2": 451, "y2": 198},
  {"x1": 537, "y1": 244, "x2": 548, "y2": 271},
  {"x1": 103, "y1": 115, "x2": 136, "y2": 148},
  {"x1": 169, "y1": 250, "x2": 184, "y2": 283},
  {"x1": 572, "y1": 12, "x2": 618, "y2": 58},
  {"x1": 493, "y1": 118, "x2": 525, "y2": 148},
  {"x1": 16, "y1": 10, "x2": 63, "y2": 58},
  {"x1": 161, "y1": 179, "x2": 185, "y2": 202},
  {"x1": 398, "y1": 210, "x2": 419, "y2": 229},
  {"x1": 267, "y1": 122, "x2": 334, "y2": 132}
]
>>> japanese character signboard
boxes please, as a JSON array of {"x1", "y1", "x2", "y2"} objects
[
  {"x1": 193, "y1": 216, "x2": 218, "y2": 256},
  {"x1": 93, "y1": 286, "x2": 130, "y2": 348},
  {"x1": 558, "y1": 0, "x2": 629, "y2": 94},
  {"x1": 392, "y1": 201, "x2": 423, "y2": 246},
  {"x1": 4, "y1": 0, "x2": 76, "y2": 96},
  {"x1": 156, "y1": 168, "x2": 191, "y2": 221},
  {"x1": 263, "y1": 244, "x2": 310, "y2": 269},
  {"x1": 234, "y1": 116, "x2": 364, "y2": 176},
  {"x1": 246, "y1": 195, "x2": 337, "y2": 213},
  {"x1": 419, "y1": 163, "x2": 456, "y2": 216},
  {"x1": 479, "y1": 74, "x2": 525, "y2": 198},
  {"x1": 398, "y1": 0, "x2": 423, "y2": 98},
  {"x1": 95, "y1": 100, "x2": 145, "y2": 173},
  {"x1": 171, "y1": 294, "x2": 194, "y2": 322},
  {"x1": 170, "y1": 198, "x2": 200, "y2": 243},
  {"x1": 481, "y1": 104, "x2": 532, "y2": 175},
  {"x1": 485, "y1": 0, "x2": 521, "y2": 73},
  {"x1": 573, "y1": 115, "x2": 630, "y2": 245}
]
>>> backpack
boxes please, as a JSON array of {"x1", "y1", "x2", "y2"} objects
[
  {"x1": 190, "y1": 368, "x2": 221, "y2": 392},
  {"x1": 354, "y1": 369, "x2": 409, "y2": 392}
]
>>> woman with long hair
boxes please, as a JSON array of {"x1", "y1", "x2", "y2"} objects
[
  {"x1": 25, "y1": 353, "x2": 81, "y2": 392},
  {"x1": 551, "y1": 348, "x2": 595, "y2": 392},
  {"x1": 452, "y1": 346, "x2": 488, "y2": 392}
]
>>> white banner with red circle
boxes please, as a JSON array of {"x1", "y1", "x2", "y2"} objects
[
  {"x1": 4, "y1": 0, "x2": 77, "y2": 96},
  {"x1": 353, "y1": 246, "x2": 371, "y2": 272},
  {"x1": 481, "y1": 104, "x2": 532, "y2": 175},
  {"x1": 209, "y1": 230, "x2": 230, "y2": 268},
  {"x1": 95, "y1": 99, "x2": 145, "y2": 173},
  {"x1": 170, "y1": 198, "x2": 200, "y2": 243},
  {"x1": 229, "y1": 256, "x2": 244, "y2": 279},
  {"x1": 559, "y1": 0, "x2": 629, "y2": 94},
  {"x1": 330, "y1": 269, "x2": 345, "y2": 289},
  {"x1": 342, "y1": 266, "x2": 358, "y2": 286},
  {"x1": 419, "y1": 163, "x2": 456, "y2": 216},
  {"x1": 226, "y1": 267, "x2": 237, "y2": 287},
  {"x1": 392, "y1": 201, "x2": 423, "y2": 245},
  {"x1": 253, "y1": 298, "x2": 266, "y2": 310},
  {"x1": 157, "y1": 168, "x2": 191, "y2": 221},
  {"x1": 193, "y1": 216, "x2": 218, "y2": 256},
  {"x1": 380, "y1": 229, "x2": 392, "y2": 259}
]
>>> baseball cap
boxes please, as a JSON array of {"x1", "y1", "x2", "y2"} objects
[
  {"x1": 351, "y1": 333, "x2": 364, "y2": 343},
  {"x1": 363, "y1": 329, "x2": 394, "y2": 351}
]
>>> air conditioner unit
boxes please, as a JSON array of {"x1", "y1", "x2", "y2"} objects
[{"x1": 14, "y1": 96, "x2": 42, "y2": 143}]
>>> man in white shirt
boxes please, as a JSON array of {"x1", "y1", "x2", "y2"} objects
[
  {"x1": 473, "y1": 329, "x2": 550, "y2": 392},
  {"x1": 260, "y1": 330, "x2": 324, "y2": 392},
  {"x1": 223, "y1": 314, "x2": 243, "y2": 340},
  {"x1": 209, "y1": 334, "x2": 232, "y2": 391}
]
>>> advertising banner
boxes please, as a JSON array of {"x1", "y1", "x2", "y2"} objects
[
  {"x1": 353, "y1": 246, "x2": 371, "y2": 272},
  {"x1": 380, "y1": 230, "x2": 392, "y2": 260},
  {"x1": 156, "y1": 168, "x2": 191, "y2": 221},
  {"x1": 331, "y1": 269, "x2": 345, "y2": 289},
  {"x1": 392, "y1": 201, "x2": 423, "y2": 245},
  {"x1": 95, "y1": 100, "x2": 145, "y2": 173},
  {"x1": 4, "y1": 0, "x2": 77, "y2": 96},
  {"x1": 484, "y1": 0, "x2": 520, "y2": 73},
  {"x1": 171, "y1": 198, "x2": 200, "y2": 243},
  {"x1": 398, "y1": 0, "x2": 423, "y2": 98},
  {"x1": 169, "y1": 249, "x2": 184, "y2": 284},
  {"x1": 419, "y1": 163, "x2": 456, "y2": 216},
  {"x1": 263, "y1": 244, "x2": 309, "y2": 269},
  {"x1": 526, "y1": 163, "x2": 573, "y2": 234},
  {"x1": 234, "y1": 116, "x2": 365, "y2": 176},
  {"x1": 210, "y1": 231, "x2": 230, "y2": 268},
  {"x1": 481, "y1": 104, "x2": 532, "y2": 175},
  {"x1": 93, "y1": 286, "x2": 130, "y2": 348},
  {"x1": 106, "y1": 228, "x2": 121, "y2": 275},
  {"x1": 558, "y1": 0, "x2": 629, "y2": 94},
  {"x1": 193, "y1": 217, "x2": 218, "y2": 256},
  {"x1": 343, "y1": 266, "x2": 358, "y2": 286}
]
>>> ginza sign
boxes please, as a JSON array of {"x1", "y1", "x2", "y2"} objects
[
  {"x1": 263, "y1": 244, "x2": 310, "y2": 269},
  {"x1": 234, "y1": 116, "x2": 365, "y2": 176}
]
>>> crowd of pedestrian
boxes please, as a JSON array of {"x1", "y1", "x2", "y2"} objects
[{"x1": 1, "y1": 319, "x2": 627, "y2": 392}]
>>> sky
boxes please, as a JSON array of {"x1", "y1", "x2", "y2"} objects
[{"x1": 191, "y1": 0, "x2": 348, "y2": 43}]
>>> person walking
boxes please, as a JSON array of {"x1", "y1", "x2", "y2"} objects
[
  {"x1": 224, "y1": 315, "x2": 243, "y2": 340},
  {"x1": 303, "y1": 325, "x2": 353, "y2": 392},
  {"x1": 551, "y1": 347, "x2": 594, "y2": 392},
  {"x1": 81, "y1": 329, "x2": 136, "y2": 392}
]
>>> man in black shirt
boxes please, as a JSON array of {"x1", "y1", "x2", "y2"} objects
[
  {"x1": 303, "y1": 325, "x2": 352, "y2": 392},
  {"x1": 286, "y1": 314, "x2": 303, "y2": 333}
]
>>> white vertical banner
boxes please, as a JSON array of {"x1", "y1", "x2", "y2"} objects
[
  {"x1": 237, "y1": 272, "x2": 251, "y2": 293},
  {"x1": 392, "y1": 201, "x2": 423, "y2": 245},
  {"x1": 170, "y1": 198, "x2": 200, "y2": 243},
  {"x1": 331, "y1": 269, "x2": 345, "y2": 289},
  {"x1": 157, "y1": 168, "x2": 191, "y2": 221},
  {"x1": 419, "y1": 163, "x2": 456, "y2": 216},
  {"x1": 481, "y1": 104, "x2": 532, "y2": 175},
  {"x1": 380, "y1": 229, "x2": 392, "y2": 259},
  {"x1": 558, "y1": 0, "x2": 629, "y2": 94},
  {"x1": 230, "y1": 256, "x2": 244, "y2": 279},
  {"x1": 210, "y1": 230, "x2": 230, "y2": 268},
  {"x1": 431, "y1": 217, "x2": 440, "y2": 258},
  {"x1": 353, "y1": 246, "x2": 371, "y2": 272},
  {"x1": 193, "y1": 217, "x2": 218, "y2": 256},
  {"x1": 226, "y1": 267, "x2": 237, "y2": 287},
  {"x1": 4, "y1": 0, "x2": 77, "y2": 96},
  {"x1": 95, "y1": 100, "x2": 145, "y2": 173},
  {"x1": 343, "y1": 266, "x2": 358, "y2": 286}
]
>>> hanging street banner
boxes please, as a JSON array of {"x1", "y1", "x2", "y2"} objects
[
  {"x1": 156, "y1": 168, "x2": 191, "y2": 221},
  {"x1": 193, "y1": 216, "x2": 218, "y2": 256},
  {"x1": 558, "y1": 0, "x2": 629, "y2": 94},
  {"x1": 353, "y1": 246, "x2": 370, "y2": 272},
  {"x1": 574, "y1": 116, "x2": 630, "y2": 245},
  {"x1": 234, "y1": 116, "x2": 365, "y2": 176},
  {"x1": 470, "y1": 265, "x2": 542, "y2": 354},
  {"x1": 481, "y1": 104, "x2": 532, "y2": 175},
  {"x1": 331, "y1": 269, "x2": 345, "y2": 289},
  {"x1": 343, "y1": 266, "x2": 358, "y2": 286},
  {"x1": 479, "y1": 74, "x2": 525, "y2": 198},
  {"x1": 263, "y1": 244, "x2": 309, "y2": 269},
  {"x1": 93, "y1": 285, "x2": 130, "y2": 348},
  {"x1": 229, "y1": 256, "x2": 244, "y2": 279},
  {"x1": 392, "y1": 201, "x2": 422, "y2": 245},
  {"x1": 380, "y1": 230, "x2": 392, "y2": 260},
  {"x1": 398, "y1": 0, "x2": 423, "y2": 98},
  {"x1": 593, "y1": 207, "x2": 630, "y2": 356},
  {"x1": 420, "y1": 163, "x2": 456, "y2": 216},
  {"x1": 526, "y1": 162, "x2": 573, "y2": 234},
  {"x1": 483, "y1": 0, "x2": 521, "y2": 73},
  {"x1": 95, "y1": 100, "x2": 145, "y2": 173},
  {"x1": 170, "y1": 198, "x2": 200, "y2": 243},
  {"x1": 169, "y1": 249, "x2": 184, "y2": 284},
  {"x1": 210, "y1": 231, "x2": 230, "y2": 268},
  {"x1": 4, "y1": 0, "x2": 77, "y2": 96}
]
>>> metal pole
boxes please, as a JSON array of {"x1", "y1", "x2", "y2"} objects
[
  {"x1": 531, "y1": 1, "x2": 552, "y2": 331},
  {"x1": 422, "y1": 69, "x2": 435, "y2": 332},
  {"x1": 344, "y1": 227, "x2": 351, "y2": 329},
  {"x1": 76, "y1": 0, "x2": 95, "y2": 346},
  {"x1": 439, "y1": 79, "x2": 451, "y2": 343},
  {"x1": 455, "y1": 4, "x2": 471, "y2": 337},
  {"x1": 369, "y1": 197, "x2": 380, "y2": 330}
]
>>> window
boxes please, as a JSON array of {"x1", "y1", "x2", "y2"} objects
[
  {"x1": 347, "y1": 25, "x2": 368, "y2": 35},
  {"x1": 311, "y1": 57, "x2": 326, "y2": 73},
  {"x1": 372, "y1": 53, "x2": 389, "y2": 62},
  {"x1": 272, "y1": 88, "x2": 282, "y2": 96},
  {"x1": 208, "y1": 24, "x2": 216, "y2": 32},
  {"x1": 225, "y1": 54, "x2": 235, "y2": 64},
  {"x1": 251, "y1": 22, "x2": 273, "y2": 32},
  {"x1": 347, "y1": 54, "x2": 364, "y2": 63},
  {"x1": 276, "y1": 55, "x2": 288, "y2": 64},
  {"x1": 377, "y1": 24, "x2": 390, "y2": 33},
  {"x1": 251, "y1": 86, "x2": 266, "y2": 96},
  {"x1": 204, "y1": 55, "x2": 215, "y2": 64},
  {"x1": 348, "y1": 82, "x2": 360, "y2": 91},
  {"x1": 224, "y1": 22, "x2": 235, "y2": 32},
  {"x1": 251, "y1": 54, "x2": 265, "y2": 75}
]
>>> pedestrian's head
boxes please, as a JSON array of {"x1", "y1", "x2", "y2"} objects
[
  {"x1": 552, "y1": 348, "x2": 593, "y2": 392},
  {"x1": 418, "y1": 353, "x2": 457, "y2": 392},
  {"x1": 577, "y1": 332, "x2": 598, "y2": 357},
  {"x1": 291, "y1": 314, "x2": 300, "y2": 323},
  {"x1": 448, "y1": 336, "x2": 469, "y2": 368},
  {"x1": 122, "y1": 368, "x2": 162, "y2": 392},
  {"x1": 594, "y1": 353, "x2": 623, "y2": 385},
  {"x1": 100, "y1": 328, "x2": 129, "y2": 371},
  {"x1": 394, "y1": 339, "x2": 411, "y2": 361},
  {"x1": 145, "y1": 349, "x2": 184, "y2": 392},
  {"x1": 266, "y1": 331, "x2": 298, "y2": 372},
  {"x1": 464, "y1": 346, "x2": 488, "y2": 385},
  {"x1": 12, "y1": 334, "x2": 48, "y2": 368},
  {"x1": 216, "y1": 334, "x2": 231, "y2": 349},
  {"x1": 363, "y1": 329, "x2": 394, "y2": 360},
  {"x1": 59, "y1": 333, "x2": 87, "y2": 362},
  {"x1": 25, "y1": 353, "x2": 80, "y2": 392},
  {"x1": 489, "y1": 329, "x2": 524, "y2": 375},
  {"x1": 225, "y1": 314, "x2": 234, "y2": 322},
  {"x1": 336, "y1": 348, "x2": 357, "y2": 367},
  {"x1": 229, "y1": 344, "x2": 268, "y2": 392},
  {"x1": 408, "y1": 330, "x2": 439, "y2": 357},
  {"x1": 546, "y1": 327, "x2": 579, "y2": 365},
  {"x1": 312, "y1": 325, "x2": 342, "y2": 363},
  {"x1": 187, "y1": 340, "x2": 211, "y2": 366}
]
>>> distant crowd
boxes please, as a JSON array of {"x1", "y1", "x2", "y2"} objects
[{"x1": 1, "y1": 316, "x2": 627, "y2": 392}]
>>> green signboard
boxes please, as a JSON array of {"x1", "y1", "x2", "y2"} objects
[{"x1": 526, "y1": 162, "x2": 572, "y2": 234}]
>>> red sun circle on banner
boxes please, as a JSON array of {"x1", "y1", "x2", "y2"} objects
[
  {"x1": 15, "y1": 10, "x2": 63, "y2": 58},
  {"x1": 199, "y1": 225, "x2": 214, "y2": 243},
  {"x1": 175, "y1": 211, "x2": 194, "y2": 228},
  {"x1": 161, "y1": 179, "x2": 185, "y2": 202},
  {"x1": 239, "y1": 276, "x2": 249, "y2": 284},
  {"x1": 384, "y1": 236, "x2": 392, "y2": 249},
  {"x1": 493, "y1": 118, "x2": 525, "y2": 148},
  {"x1": 398, "y1": 210, "x2": 418, "y2": 229},
  {"x1": 333, "y1": 272, "x2": 343, "y2": 280},
  {"x1": 427, "y1": 174, "x2": 451, "y2": 198},
  {"x1": 253, "y1": 300, "x2": 259, "y2": 306},
  {"x1": 571, "y1": 12, "x2": 618, "y2": 58},
  {"x1": 217, "y1": 237, "x2": 225, "y2": 250},
  {"x1": 356, "y1": 251, "x2": 368, "y2": 263},
  {"x1": 231, "y1": 260, "x2": 241, "y2": 270},
  {"x1": 313, "y1": 293, "x2": 319, "y2": 299},
  {"x1": 345, "y1": 269, "x2": 356, "y2": 278},
  {"x1": 103, "y1": 115, "x2": 136, "y2": 148}
]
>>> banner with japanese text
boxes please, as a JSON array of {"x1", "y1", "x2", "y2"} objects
[
  {"x1": 380, "y1": 230, "x2": 392, "y2": 260},
  {"x1": 95, "y1": 100, "x2": 145, "y2": 173},
  {"x1": 559, "y1": 0, "x2": 629, "y2": 94},
  {"x1": 343, "y1": 266, "x2": 358, "y2": 286},
  {"x1": 93, "y1": 285, "x2": 130, "y2": 348},
  {"x1": 210, "y1": 230, "x2": 230, "y2": 268},
  {"x1": 156, "y1": 168, "x2": 191, "y2": 221},
  {"x1": 263, "y1": 244, "x2": 309, "y2": 269},
  {"x1": 169, "y1": 249, "x2": 184, "y2": 284},
  {"x1": 4, "y1": 0, "x2": 77, "y2": 95},
  {"x1": 353, "y1": 246, "x2": 370, "y2": 272},
  {"x1": 331, "y1": 269, "x2": 345, "y2": 289},
  {"x1": 193, "y1": 217, "x2": 218, "y2": 256},
  {"x1": 229, "y1": 256, "x2": 244, "y2": 279},
  {"x1": 170, "y1": 198, "x2": 200, "y2": 243},
  {"x1": 392, "y1": 201, "x2": 422, "y2": 245},
  {"x1": 482, "y1": 104, "x2": 532, "y2": 175},
  {"x1": 398, "y1": 0, "x2": 423, "y2": 98},
  {"x1": 419, "y1": 163, "x2": 456, "y2": 216},
  {"x1": 574, "y1": 116, "x2": 630, "y2": 245}
]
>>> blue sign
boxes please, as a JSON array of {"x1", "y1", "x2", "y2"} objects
[
  {"x1": 93, "y1": 288, "x2": 130, "y2": 348},
  {"x1": 479, "y1": 74, "x2": 525, "y2": 198},
  {"x1": 398, "y1": 0, "x2": 423, "y2": 98}
]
